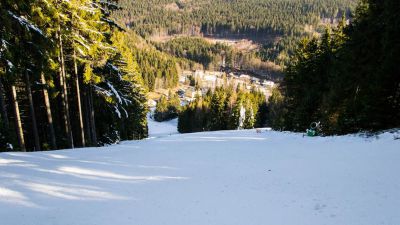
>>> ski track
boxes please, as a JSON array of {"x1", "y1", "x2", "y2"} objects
[{"x1": 0, "y1": 122, "x2": 399, "y2": 225}]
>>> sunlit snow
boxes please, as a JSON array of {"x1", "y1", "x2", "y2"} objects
[{"x1": 0, "y1": 118, "x2": 399, "y2": 225}]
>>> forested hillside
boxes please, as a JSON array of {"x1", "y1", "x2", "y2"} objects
[
  {"x1": 178, "y1": 87, "x2": 267, "y2": 133},
  {"x1": 115, "y1": 0, "x2": 355, "y2": 37},
  {"x1": 268, "y1": 0, "x2": 400, "y2": 134},
  {"x1": 0, "y1": 0, "x2": 149, "y2": 151},
  {"x1": 120, "y1": 30, "x2": 180, "y2": 91},
  {"x1": 114, "y1": 0, "x2": 356, "y2": 64},
  {"x1": 1, "y1": 0, "x2": 397, "y2": 152}
]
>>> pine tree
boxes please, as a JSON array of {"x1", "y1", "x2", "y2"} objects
[{"x1": 0, "y1": 0, "x2": 150, "y2": 151}]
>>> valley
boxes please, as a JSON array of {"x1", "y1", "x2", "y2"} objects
[
  {"x1": 112, "y1": 0, "x2": 356, "y2": 106},
  {"x1": 0, "y1": 0, "x2": 399, "y2": 224}
]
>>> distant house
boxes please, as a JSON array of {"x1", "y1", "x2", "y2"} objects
[
  {"x1": 262, "y1": 80, "x2": 275, "y2": 87},
  {"x1": 182, "y1": 71, "x2": 193, "y2": 76},
  {"x1": 179, "y1": 75, "x2": 187, "y2": 83},
  {"x1": 251, "y1": 77, "x2": 261, "y2": 85},
  {"x1": 185, "y1": 87, "x2": 202, "y2": 99},
  {"x1": 148, "y1": 99, "x2": 157, "y2": 108},
  {"x1": 239, "y1": 74, "x2": 251, "y2": 81},
  {"x1": 194, "y1": 70, "x2": 205, "y2": 80},
  {"x1": 209, "y1": 71, "x2": 224, "y2": 78},
  {"x1": 203, "y1": 74, "x2": 217, "y2": 82}
]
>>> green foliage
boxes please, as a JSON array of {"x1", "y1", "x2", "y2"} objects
[
  {"x1": 187, "y1": 75, "x2": 196, "y2": 87},
  {"x1": 0, "y1": 117, "x2": 9, "y2": 151},
  {"x1": 120, "y1": 31, "x2": 180, "y2": 91},
  {"x1": 155, "y1": 36, "x2": 278, "y2": 73},
  {"x1": 0, "y1": 0, "x2": 149, "y2": 150},
  {"x1": 266, "y1": 87, "x2": 286, "y2": 130},
  {"x1": 178, "y1": 87, "x2": 267, "y2": 133},
  {"x1": 277, "y1": 0, "x2": 400, "y2": 134},
  {"x1": 94, "y1": 30, "x2": 149, "y2": 144},
  {"x1": 154, "y1": 92, "x2": 181, "y2": 122},
  {"x1": 114, "y1": 0, "x2": 355, "y2": 37},
  {"x1": 155, "y1": 37, "x2": 230, "y2": 69},
  {"x1": 114, "y1": 0, "x2": 356, "y2": 65}
]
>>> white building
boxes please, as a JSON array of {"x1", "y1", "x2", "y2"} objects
[
  {"x1": 240, "y1": 74, "x2": 251, "y2": 81},
  {"x1": 147, "y1": 99, "x2": 157, "y2": 108},
  {"x1": 194, "y1": 70, "x2": 205, "y2": 80},
  {"x1": 203, "y1": 74, "x2": 217, "y2": 82},
  {"x1": 262, "y1": 80, "x2": 275, "y2": 88},
  {"x1": 179, "y1": 75, "x2": 187, "y2": 83}
]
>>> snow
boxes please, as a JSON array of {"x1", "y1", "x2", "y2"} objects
[
  {"x1": 0, "y1": 126, "x2": 399, "y2": 225},
  {"x1": 73, "y1": 34, "x2": 90, "y2": 51},
  {"x1": 107, "y1": 82, "x2": 123, "y2": 104},
  {"x1": 113, "y1": 105, "x2": 121, "y2": 118},
  {"x1": 8, "y1": 11, "x2": 44, "y2": 36},
  {"x1": 147, "y1": 110, "x2": 178, "y2": 137},
  {"x1": 106, "y1": 62, "x2": 120, "y2": 73}
]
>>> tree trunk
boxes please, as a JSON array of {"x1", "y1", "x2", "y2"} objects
[
  {"x1": 73, "y1": 49, "x2": 85, "y2": 147},
  {"x1": 10, "y1": 85, "x2": 25, "y2": 151},
  {"x1": 58, "y1": 56, "x2": 69, "y2": 145},
  {"x1": 58, "y1": 28, "x2": 74, "y2": 148},
  {"x1": 88, "y1": 85, "x2": 97, "y2": 146},
  {"x1": 83, "y1": 86, "x2": 93, "y2": 145},
  {"x1": 41, "y1": 73, "x2": 57, "y2": 149},
  {"x1": 0, "y1": 78, "x2": 9, "y2": 128},
  {"x1": 25, "y1": 71, "x2": 40, "y2": 151}
]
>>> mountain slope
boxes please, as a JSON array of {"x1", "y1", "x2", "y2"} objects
[
  {"x1": 113, "y1": 0, "x2": 356, "y2": 64},
  {"x1": 0, "y1": 129, "x2": 399, "y2": 225},
  {"x1": 115, "y1": 0, "x2": 356, "y2": 38}
]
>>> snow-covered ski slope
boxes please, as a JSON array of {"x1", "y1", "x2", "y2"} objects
[
  {"x1": 0, "y1": 129, "x2": 399, "y2": 225},
  {"x1": 147, "y1": 113, "x2": 178, "y2": 137}
]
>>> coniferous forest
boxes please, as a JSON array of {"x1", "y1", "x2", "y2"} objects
[
  {"x1": 0, "y1": 0, "x2": 399, "y2": 151},
  {"x1": 0, "y1": 1, "x2": 399, "y2": 223},
  {"x1": 268, "y1": 0, "x2": 400, "y2": 134},
  {"x1": 113, "y1": 0, "x2": 356, "y2": 65},
  {"x1": 0, "y1": 0, "x2": 149, "y2": 151},
  {"x1": 120, "y1": 30, "x2": 180, "y2": 91},
  {"x1": 178, "y1": 87, "x2": 267, "y2": 133}
]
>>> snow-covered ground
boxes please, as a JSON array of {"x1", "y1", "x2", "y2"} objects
[
  {"x1": 147, "y1": 112, "x2": 178, "y2": 137},
  {"x1": 0, "y1": 124, "x2": 399, "y2": 225}
]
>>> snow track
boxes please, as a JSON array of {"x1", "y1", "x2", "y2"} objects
[{"x1": 0, "y1": 129, "x2": 399, "y2": 225}]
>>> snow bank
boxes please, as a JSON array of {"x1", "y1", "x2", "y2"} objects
[{"x1": 0, "y1": 129, "x2": 399, "y2": 225}]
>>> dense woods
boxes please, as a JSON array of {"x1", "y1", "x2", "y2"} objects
[
  {"x1": 115, "y1": 0, "x2": 355, "y2": 37},
  {"x1": 155, "y1": 37, "x2": 282, "y2": 78},
  {"x1": 270, "y1": 0, "x2": 400, "y2": 134},
  {"x1": 114, "y1": 0, "x2": 356, "y2": 65},
  {"x1": 1, "y1": 0, "x2": 397, "y2": 151},
  {"x1": 119, "y1": 30, "x2": 180, "y2": 91},
  {"x1": 153, "y1": 92, "x2": 181, "y2": 122},
  {"x1": 178, "y1": 87, "x2": 267, "y2": 133},
  {"x1": 155, "y1": 37, "x2": 230, "y2": 70},
  {"x1": 0, "y1": 0, "x2": 148, "y2": 151}
]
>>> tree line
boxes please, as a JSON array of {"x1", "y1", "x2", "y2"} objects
[
  {"x1": 154, "y1": 37, "x2": 230, "y2": 70},
  {"x1": 268, "y1": 0, "x2": 400, "y2": 134},
  {"x1": 0, "y1": 0, "x2": 148, "y2": 151},
  {"x1": 113, "y1": 0, "x2": 356, "y2": 65},
  {"x1": 178, "y1": 87, "x2": 267, "y2": 133},
  {"x1": 154, "y1": 36, "x2": 280, "y2": 75},
  {"x1": 115, "y1": 0, "x2": 355, "y2": 38},
  {"x1": 120, "y1": 30, "x2": 180, "y2": 91},
  {"x1": 153, "y1": 91, "x2": 181, "y2": 122}
]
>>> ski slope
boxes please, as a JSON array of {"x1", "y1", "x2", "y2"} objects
[
  {"x1": 0, "y1": 125, "x2": 399, "y2": 225},
  {"x1": 147, "y1": 112, "x2": 178, "y2": 137}
]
